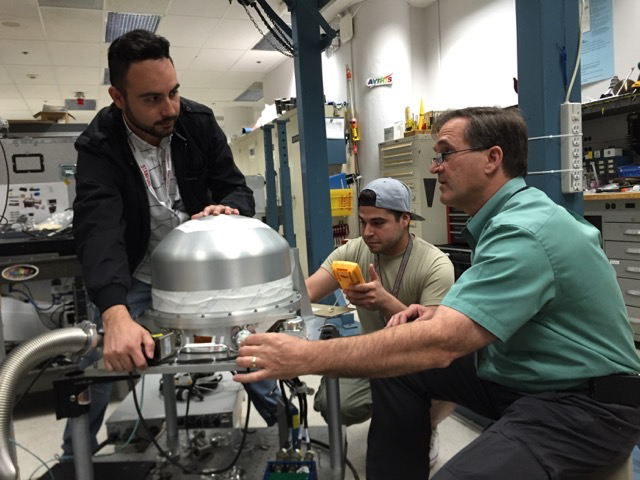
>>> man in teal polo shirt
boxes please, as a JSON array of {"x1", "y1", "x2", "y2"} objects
[{"x1": 234, "y1": 107, "x2": 640, "y2": 479}]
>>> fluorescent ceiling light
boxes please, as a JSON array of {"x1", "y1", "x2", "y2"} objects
[
  {"x1": 38, "y1": 0, "x2": 103, "y2": 9},
  {"x1": 234, "y1": 82, "x2": 264, "y2": 102},
  {"x1": 105, "y1": 12, "x2": 161, "y2": 43},
  {"x1": 252, "y1": 30, "x2": 291, "y2": 52}
]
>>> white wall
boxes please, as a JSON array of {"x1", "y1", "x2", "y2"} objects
[
  {"x1": 259, "y1": 0, "x2": 633, "y2": 179},
  {"x1": 263, "y1": 57, "x2": 296, "y2": 107},
  {"x1": 421, "y1": 0, "x2": 518, "y2": 110},
  {"x1": 350, "y1": 0, "x2": 414, "y2": 185},
  {"x1": 222, "y1": 106, "x2": 257, "y2": 143}
]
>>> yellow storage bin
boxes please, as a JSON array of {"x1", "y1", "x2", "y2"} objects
[{"x1": 330, "y1": 188, "x2": 353, "y2": 217}]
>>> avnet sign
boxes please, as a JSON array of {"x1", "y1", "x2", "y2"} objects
[{"x1": 366, "y1": 74, "x2": 393, "y2": 88}]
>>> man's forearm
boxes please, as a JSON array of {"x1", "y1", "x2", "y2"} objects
[{"x1": 305, "y1": 320, "x2": 455, "y2": 378}]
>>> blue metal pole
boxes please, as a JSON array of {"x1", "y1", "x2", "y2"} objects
[
  {"x1": 276, "y1": 119, "x2": 296, "y2": 247},
  {"x1": 262, "y1": 124, "x2": 279, "y2": 231},
  {"x1": 289, "y1": 0, "x2": 334, "y2": 274},
  {"x1": 516, "y1": 0, "x2": 583, "y2": 213}
]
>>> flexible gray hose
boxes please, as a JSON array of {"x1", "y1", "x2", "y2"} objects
[{"x1": 0, "y1": 322, "x2": 100, "y2": 480}]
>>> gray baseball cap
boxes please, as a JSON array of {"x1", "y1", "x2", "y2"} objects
[{"x1": 361, "y1": 177, "x2": 425, "y2": 221}]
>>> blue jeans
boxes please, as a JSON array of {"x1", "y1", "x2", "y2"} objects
[
  {"x1": 633, "y1": 445, "x2": 640, "y2": 479},
  {"x1": 62, "y1": 279, "x2": 280, "y2": 456}
]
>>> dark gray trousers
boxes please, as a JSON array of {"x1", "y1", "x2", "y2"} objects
[{"x1": 367, "y1": 354, "x2": 640, "y2": 480}]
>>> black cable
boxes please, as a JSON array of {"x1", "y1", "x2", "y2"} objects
[
  {"x1": 128, "y1": 372, "x2": 252, "y2": 475},
  {"x1": 14, "y1": 356, "x2": 58, "y2": 406},
  {"x1": 52, "y1": 303, "x2": 66, "y2": 328},
  {"x1": 184, "y1": 380, "x2": 194, "y2": 443},
  {"x1": 92, "y1": 434, "x2": 117, "y2": 455},
  {"x1": 128, "y1": 374, "x2": 198, "y2": 474},
  {"x1": 202, "y1": 371, "x2": 253, "y2": 475},
  {"x1": 251, "y1": 3, "x2": 293, "y2": 54},
  {"x1": 240, "y1": 2, "x2": 293, "y2": 58},
  {"x1": 279, "y1": 379, "x2": 293, "y2": 449},
  {"x1": 0, "y1": 139, "x2": 9, "y2": 225},
  {"x1": 309, "y1": 438, "x2": 361, "y2": 480}
]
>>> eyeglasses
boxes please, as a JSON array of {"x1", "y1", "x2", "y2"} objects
[{"x1": 432, "y1": 147, "x2": 490, "y2": 166}]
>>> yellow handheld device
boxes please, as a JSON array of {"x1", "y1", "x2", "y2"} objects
[{"x1": 332, "y1": 261, "x2": 365, "y2": 289}]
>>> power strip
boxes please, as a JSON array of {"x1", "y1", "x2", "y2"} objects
[{"x1": 560, "y1": 102, "x2": 583, "y2": 193}]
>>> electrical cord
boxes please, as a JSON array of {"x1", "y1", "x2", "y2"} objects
[
  {"x1": 13, "y1": 356, "x2": 59, "y2": 406},
  {"x1": 8, "y1": 439, "x2": 56, "y2": 480},
  {"x1": 0, "y1": 139, "x2": 9, "y2": 225},
  {"x1": 184, "y1": 381, "x2": 195, "y2": 443},
  {"x1": 127, "y1": 372, "x2": 252, "y2": 475},
  {"x1": 28, "y1": 456, "x2": 58, "y2": 480},
  {"x1": 9, "y1": 289, "x2": 57, "y2": 316},
  {"x1": 278, "y1": 379, "x2": 293, "y2": 448},
  {"x1": 309, "y1": 438, "x2": 360, "y2": 480},
  {"x1": 564, "y1": 0, "x2": 584, "y2": 103},
  {"x1": 94, "y1": 376, "x2": 147, "y2": 457}
]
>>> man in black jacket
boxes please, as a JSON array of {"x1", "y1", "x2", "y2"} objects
[
  {"x1": 74, "y1": 29, "x2": 254, "y2": 371},
  {"x1": 66, "y1": 29, "x2": 261, "y2": 456}
]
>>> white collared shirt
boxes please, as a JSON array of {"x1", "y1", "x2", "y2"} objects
[{"x1": 124, "y1": 117, "x2": 189, "y2": 284}]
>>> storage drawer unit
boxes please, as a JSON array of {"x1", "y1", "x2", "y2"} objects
[
  {"x1": 447, "y1": 207, "x2": 470, "y2": 246},
  {"x1": 378, "y1": 135, "x2": 447, "y2": 244},
  {"x1": 585, "y1": 197, "x2": 640, "y2": 341}
]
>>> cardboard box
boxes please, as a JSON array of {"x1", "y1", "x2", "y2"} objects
[
  {"x1": 33, "y1": 105, "x2": 75, "y2": 123},
  {"x1": 33, "y1": 111, "x2": 75, "y2": 123}
]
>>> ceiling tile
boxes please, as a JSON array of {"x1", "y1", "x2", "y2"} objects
[
  {"x1": 190, "y1": 49, "x2": 244, "y2": 72},
  {"x1": 205, "y1": 19, "x2": 262, "y2": 50},
  {"x1": 211, "y1": 88, "x2": 246, "y2": 102},
  {"x1": 179, "y1": 87, "x2": 244, "y2": 103},
  {"x1": 17, "y1": 84, "x2": 61, "y2": 99},
  {"x1": 166, "y1": 0, "x2": 229, "y2": 18},
  {"x1": 54, "y1": 66, "x2": 102, "y2": 85},
  {"x1": 6, "y1": 65, "x2": 56, "y2": 85},
  {"x1": 40, "y1": 7, "x2": 104, "y2": 42},
  {"x1": 169, "y1": 46, "x2": 199, "y2": 70},
  {"x1": 0, "y1": 0, "x2": 299, "y2": 124},
  {"x1": 2, "y1": 98, "x2": 32, "y2": 110},
  {"x1": 48, "y1": 41, "x2": 102, "y2": 67},
  {"x1": 99, "y1": 43, "x2": 109, "y2": 68},
  {"x1": 231, "y1": 50, "x2": 286, "y2": 73},
  {"x1": 0, "y1": 40, "x2": 50, "y2": 65},
  {"x1": 209, "y1": 71, "x2": 263, "y2": 89},
  {"x1": 1, "y1": 0, "x2": 41, "y2": 19},
  {"x1": 177, "y1": 69, "x2": 221, "y2": 88},
  {"x1": 223, "y1": 2, "x2": 252, "y2": 21},
  {"x1": 0, "y1": 66, "x2": 12, "y2": 83},
  {"x1": 105, "y1": 0, "x2": 170, "y2": 14},
  {"x1": 0, "y1": 17, "x2": 46, "y2": 41},
  {"x1": 158, "y1": 16, "x2": 220, "y2": 48},
  {"x1": 226, "y1": 1, "x2": 290, "y2": 22},
  {"x1": 0, "y1": 84, "x2": 21, "y2": 99}
]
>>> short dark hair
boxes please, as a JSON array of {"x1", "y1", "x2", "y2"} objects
[
  {"x1": 432, "y1": 107, "x2": 528, "y2": 178},
  {"x1": 108, "y1": 29, "x2": 172, "y2": 92},
  {"x1": 358, "y1": 189, "x2": 402, "y2": 221}
]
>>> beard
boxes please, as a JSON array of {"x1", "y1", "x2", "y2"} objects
[{"x1": 124, "y1": 103, "x2": 177, "y2": 141}]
